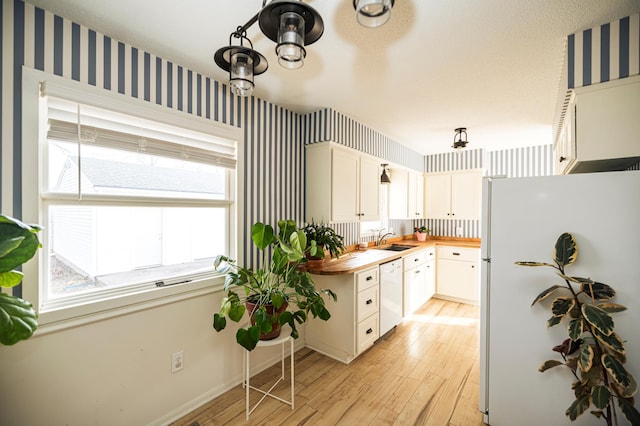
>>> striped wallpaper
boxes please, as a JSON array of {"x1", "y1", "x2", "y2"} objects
[
  {"x1": 567, "y1": 13, "x2": 639, "y2": 89},
  {"x1": 0, "y1": 0, "x2": 304, "y2": 272}
]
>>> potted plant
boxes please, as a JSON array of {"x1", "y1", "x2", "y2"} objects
[
  {"x1": 516, "y1": 233, "x2": 640, "y2": 425},
  {"x1": 0, "y1": 215, "x2": 42, "y2": 345},
  {"x1": 302, "y1": 222, "x2": 346, "y2": 264},
  {"x1": 212, "y1": 220, "x2": 337, "y2": 351},
  {"x1": 414, "y1": 225, "x2": 430, "y2": 242}
]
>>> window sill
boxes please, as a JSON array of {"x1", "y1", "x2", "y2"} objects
[{"x1": 34, "y1": 274, "x2": 225, "y2": 336}]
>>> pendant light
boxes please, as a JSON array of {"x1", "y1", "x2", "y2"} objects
[
  {"x1": 214, "y1": 31, "x2": 268, "y2": 97},
  {"x1": 258, "y1": 0, "x2": 324, "y2": 70},
  {"x1": 380, "y1": 164, "x2": 391, "y2": 184},
  {"x1": 353, "y1": 0, "x2": 394, "y2": 28},
  {"x1": 452, "y1": 127, "x2": 469, "y2": 149}
]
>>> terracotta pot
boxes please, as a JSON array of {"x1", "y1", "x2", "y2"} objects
[
  {"x1": 306, "y1": 257, "x2": 325, "y2": 268},
  {"x1": 415, "y1": 232, "x2": 427, "y2": 242},
  {"x1": 245, "y1": 300, "x2": 288, "y2": 340}
]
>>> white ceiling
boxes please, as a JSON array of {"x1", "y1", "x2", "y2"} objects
[{"x1": 31, "y1": 0, "x2": 640, "y2": 155}]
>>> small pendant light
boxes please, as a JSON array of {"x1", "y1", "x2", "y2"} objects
[
  {"x1": 380, "y1": 164, "x2": 391, "y2": 184},
  {"x1": 214, "y1": 31, "x2": 268, "y2": 97},
  {"x1": 259, "y1": 0, "x2": 324, "y2": 70},
  {"x1": 452, "y1": 127, "x2": 469, "y2": 149},
  {"x1": 353, "y1": 0, "x2": 395, "y2": 28}
]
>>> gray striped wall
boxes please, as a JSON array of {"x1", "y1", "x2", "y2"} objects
[
  {"x1": 567, "y1": 13, "x2": 639, "y2": 89},
  {"x1": 0, "y1": 0, "x2": 303, "y2": 272}
]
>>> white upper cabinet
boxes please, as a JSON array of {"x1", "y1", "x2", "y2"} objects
[
  {"x1": 556, "y1": 75, "x2": 640, "y2": 174},
  {"x1": 306, "y1": 142, "x2": 380, "y2": 223},
  {"x1": 424, "y1": 169, "x2": 482, "y2": 220},
  {"x1": 389, "y1": 169, "x2": 424, "y2": 219}
]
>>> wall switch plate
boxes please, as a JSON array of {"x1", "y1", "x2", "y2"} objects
[
  {"x1": 456, "y1": 226, "x2": 463, "y2": 236},
  {"x1": 172, "y1": 351, "x2": 184, "y2": 373}
]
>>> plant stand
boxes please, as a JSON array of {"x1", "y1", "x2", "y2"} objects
[{"x1": 243, "y1": 328, "x2": 295, "y2": 420}]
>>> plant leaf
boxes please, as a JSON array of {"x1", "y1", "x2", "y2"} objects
[
  {"x1": 515, "y1": 261, "x2": 556, "y2": 267},
  {"x1": 251, "y1": 222, "x2": 274, "y2": 250},
  {"x1": 578, "y1": 344, "x2": 594, "y2": 372},
  {"x1": 0, "y1": 219, "x2": 41, "y2": 273},
  {"x1": 579, "y1": 279, "x2": 616, "y2": 300},
  {"x1": 228, "y1": 303, "x2": 245, "y2": 323},
  {"x1": 597, "y1": 303, "x2": 627, "y2": 313},
  {"x1": 590, "y1": 386, "x2": 610, "y2": 410},
  {"x1": 547, "y1": 315, "x2": 563, "y2": 328},
  {"x1": 601, "y1": 354, "x2": 634, "y2": 390},
  {"x1": 236, "y1": 327, "x2": 258, "y2": 351},
  {"x1": 554, "y1": 233, "x2": 578, "y2": 267},
  {"x1": 0, "y1": 293, "x2": 38, "y2": 345},
  {"x1": 618, "y1": 397, "x2": 640, "y2": 424},
  {"x1": 565, "y1": 395, "x2": 590, "y2": 421},
  {"x1": 551, "y1": 297, "x2": 575, "y2": 317},
  {"x1": 593, "y1": 328, "x2": 626, "y2": 357},
  {"x1": 568, "y1": 318, "x2": 583, "y2": 341},
  {"x1": 0, "y1": 236, "x2": 25, "y2": 258},
  {"x1": 539, "y1": 359, "x2": 563, "y2": 372},
  {"x1": 582, "y1": 304, "x2": 614, "y2": 336},
  {"x1": 0, "y1": 270, "x2": 24, "y2": 287},
  {"x1": 531, "y1": 285, "x2": 564, "y2": 306},
  {"x1": 212, "y1": 313, "x2": 226, "y2": 331}
]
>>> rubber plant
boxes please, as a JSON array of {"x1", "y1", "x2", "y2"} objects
[
  {"x1": 516, "y1": 232, "x2": 640, "y2": 425},
  {"x1": 0, "y1": 215, "x2": 42, "y2": 345},
  {"x1": 213, "y1": 220, "x2": 337, "y2": 351}
]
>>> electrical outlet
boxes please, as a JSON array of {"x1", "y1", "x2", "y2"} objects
[
  {"x1": 456, "y1": 226, "x2": 463, "y2": 236},
  {"x1": 172, "y1": 351, "x2": 184, "y2": 373}
]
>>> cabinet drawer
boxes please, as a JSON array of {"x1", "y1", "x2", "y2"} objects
[
  {"x1": 437, "y1": 246, "x2": 478, "y2": 262},
  {"x1": 356, "y1": 267, "x2": 379, "y2": 292},
  {"x1": 357, "y1": 285, "x2": 379, "y2": 322},
  {"x1": 403, "y1": 250, "x2": 427, "y2": 270},
  {"x1": 356, "y1": 313, "x2": 379, "y2": 354}
]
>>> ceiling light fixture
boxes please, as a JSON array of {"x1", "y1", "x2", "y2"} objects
[
  {"x1": 215, "y1": 1, "x2": 392, "y2": 96},
  {"x1": 353, "y1": 0, "x2": 394, "y2": 28},
  {"x1": 452, "y1": 127, "x2": 469, "y2": 149},
  {"x1": 380, "y1": 164, "x2": 391, "y2": 184},
  {"x1": 214, "y1": 30, "x2": 268, "y2": 97}
]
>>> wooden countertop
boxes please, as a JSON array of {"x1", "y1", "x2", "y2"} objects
[{"x1": 304, "y1": 236, "x2": 481, "y2": 276}]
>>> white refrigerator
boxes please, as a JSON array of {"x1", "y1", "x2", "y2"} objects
[{"x1": 479, "y1": 170, "x2": 640, "y2": 425}]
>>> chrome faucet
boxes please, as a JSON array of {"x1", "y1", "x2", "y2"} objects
[{"x1": 377, "y1": 231, "x2": 394, "y2": 247}]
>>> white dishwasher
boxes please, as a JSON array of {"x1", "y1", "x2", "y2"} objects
[{"x1": 379, "y1": 259, "x2": 403, "y2": 336}]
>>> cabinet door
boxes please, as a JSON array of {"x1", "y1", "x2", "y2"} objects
[
  {"x1": 331, "y1": 149, "x2": 360, "y2": 222},
  {"x1": 424, "y1": 173, "x2": 451, "y2": 219},
  {"x1": 359, "y1": 156, "x2": 380, "y2": 221},
  {"x1": 388, "y1": 168, "x2": 409, "y2": 219},
  {"x1": 425, "y1": 260, "x2": 436, "y2": 300},
  {"x1": 437, "y1": 259, "x2": 478, "y2": 301},
  {"x1": 403, "y1": 266, "x2": 427, "y2": 315},
  {"x1": 451, "y1": 171, "x2": 482, "y2": 220},
  {"x1": 408, "y1": 171, "x2": 424, "y2": 219}
]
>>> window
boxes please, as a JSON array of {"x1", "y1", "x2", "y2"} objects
[{"x1": 21, "y1": 69, "x2": 241, "y2": 324}]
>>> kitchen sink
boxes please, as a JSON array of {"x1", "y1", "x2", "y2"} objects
[{"x1": 381, "y1": 244, "x2": 414, "y2": 252}]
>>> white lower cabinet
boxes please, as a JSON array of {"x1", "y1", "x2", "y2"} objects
[
  {"x1": 305, "y1": 266, "x2": 379, "y2": 364},
  {"x1": 436, "y1": 246, "x2": 480, "y2": 304},
  {"x1": 403, "y1": 247, "x2": 435, "y2": 316}
]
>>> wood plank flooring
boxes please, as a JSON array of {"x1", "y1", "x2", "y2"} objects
[{"x1": 173, "y1": 299, "x2": 485, "y2": 426}]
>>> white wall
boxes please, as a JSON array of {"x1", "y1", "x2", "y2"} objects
[{"x1": 0, "y1": 289, "x2": 296, "y2": 425}]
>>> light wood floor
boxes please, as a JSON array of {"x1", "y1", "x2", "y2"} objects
[{"x1": 173, "y1": 298, "x2": 485, "y2": 426}]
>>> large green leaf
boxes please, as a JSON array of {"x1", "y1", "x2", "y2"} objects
[
  {"x1": 554, "y1": 233, "x2": 578, "y2": 267},
  {"x1": 601, "y1": 354, "x2": 634, "y2": 389},
  {"x1": 0, "y1": 221, "x2": 41, "y2": 274},
  {"x1": 0, "y1": 270, "x2": 24, "y2": 287},
  {"x1": 0, "y1": 236, "x2": 24, "y2": 258},
  {"x1": 593, "y1": 329, "x2": 626, "y2": 356},
  {"x1": 565, "y1": 395, "x2": 590, "y2": 421},
  {"x1": 212, "y1": 313, "x2": 226, "y2": 331},
  {"x1": 251, "y1": 222, "x2": 274, "y2": 250},
  {"x1": 236, "y1": 327, "x2": 259, "y2": 351},
  {"x1": 538, "y1": 359, "x2": 563, "y2": 372},
  {"x1": 228, "y1": 303, "x2": 245, "y2": 323},
  {"x1": 0, "y1": 293, "x2": 38, "y2": 345},
  {"x1": 578, "y1": 344, "x2": 594, "y2": 372},
  {"x1": 574, "y1": 278, "x2": 616, "y2": 300},
  {"x1": 568, "y1": 318, "x2": 583, "y2": 341},
  {"x1": 590, "y1": 386, "x2": 610, "y2": 410},
  {"x1": 531, "y1": 285, "x2": 564, "y2": 306},
  {"x1": 618, "y1": 397, "x2": 640, "y2": 425},
  {"x1": 582, "y1": 304, "x2": 614, "y2": 336},
  {"x1": 551, "y1": 297, "x2": 575, "y2": 317}
]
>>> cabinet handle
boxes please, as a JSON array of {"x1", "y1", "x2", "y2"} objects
[
  {"x1": 366, "y1": 299, "x2": 373, "y2": 305},
  {"x1": 453, "y1": 252, "x2": 460, "y2": 256},
  {"x1": 415, "y1": 270, "x2": 421, "y2": 274},
  {"x1": 472, "y1": 265, "x2": 475, "y2": 268},
  {"x1": 559, "y1": 156, "x2": 566, "y2": 162},
  {"x1": 366, "y1": 276, "x2": 373, "y2": 281},
  {"x1": 366, "y1": 328, "x2": 373, "y2": 334},
  {"x1": 414, "y1": 258, "x2": 419, "y2": 262}
]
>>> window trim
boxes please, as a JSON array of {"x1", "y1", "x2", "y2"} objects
[{"x1": 21, "y1": 67, "x2": 244, "y2": 331}]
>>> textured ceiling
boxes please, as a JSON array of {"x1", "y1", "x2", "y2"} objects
[{"x1": 30, "y1": 0, "x2": 640, "y2": 155}]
